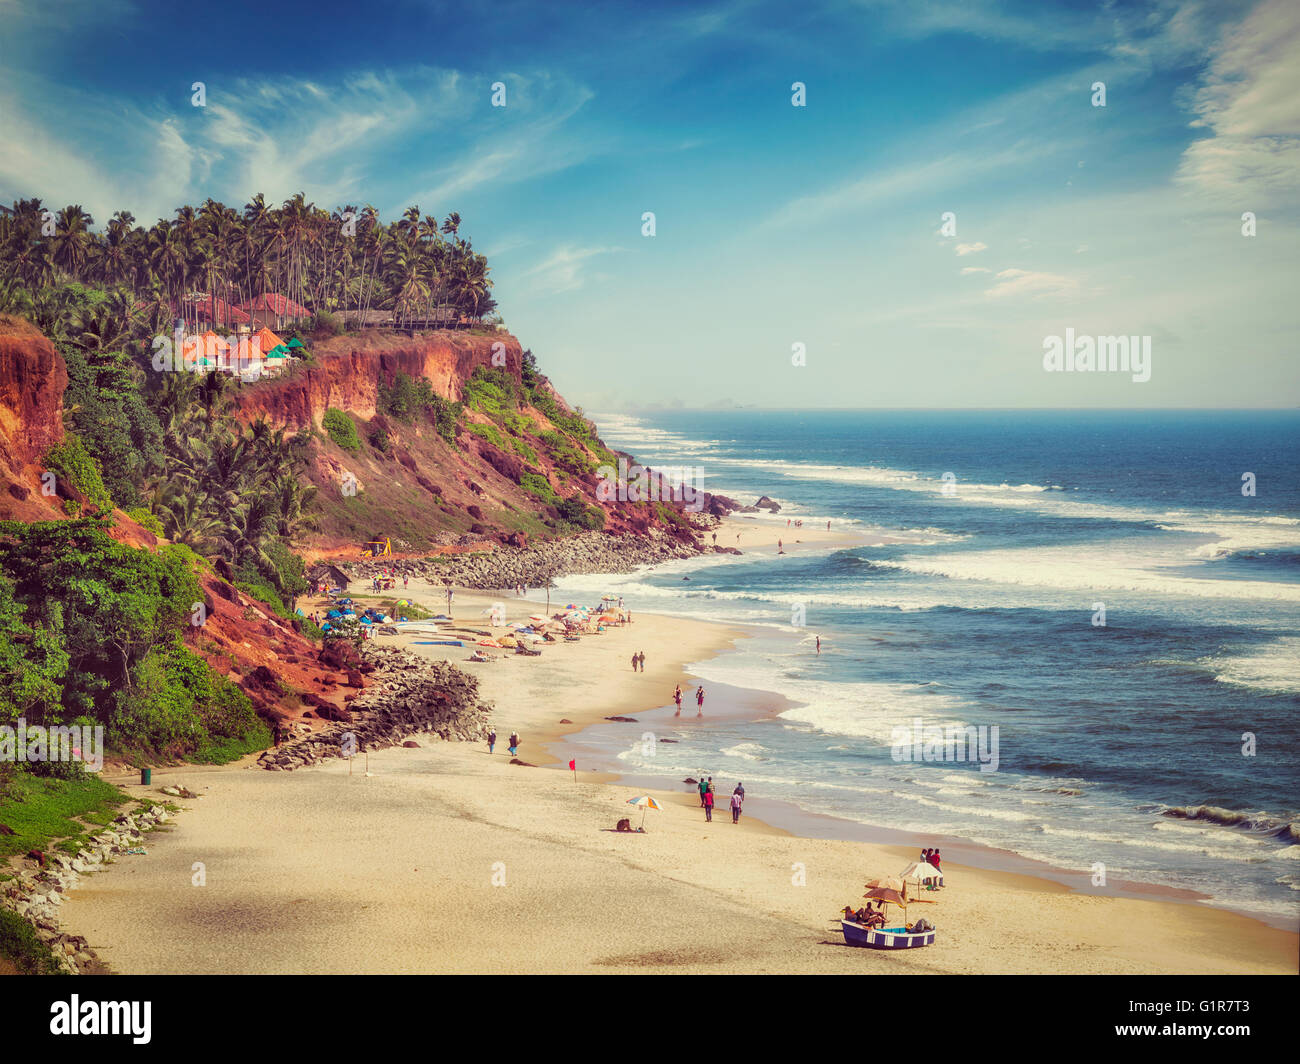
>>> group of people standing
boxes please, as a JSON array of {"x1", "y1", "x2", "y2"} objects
[
  {"x1": 672, "y1": 683, "x2": 706, "y2": 715},
  {"x1": 486, "y1": 729, "x2": 520, "y2": 757},
  {"x1": 920, "y1": 847, "x2": 942, "y2": 872},
  {"x1": 697, "y1": 777, "x2": 745, "y2": 823}
]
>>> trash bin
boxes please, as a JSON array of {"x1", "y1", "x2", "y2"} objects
[{"x1": 140, "y1": 768, "x2": 151, "y2": 786}]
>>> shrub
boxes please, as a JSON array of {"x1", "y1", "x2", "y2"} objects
[
  {"x1": 310, "y1": 311, "x2": 342, "y2": 337},
  {"x1": 322, "y1": 408, "x2": 360, "y2": 452},
  {"x1": 520, "y1": 472, "x2": 557, "y2": 503},
  {"x1": 467, "y1": 422, "x2": 505, "y2": 448},
  {"x1": 0, "y1": 908, "x2": 63, "y2": 975},
  {"x1": 45, "y1": 434, "x2": 114, "y2": 513},
  {"x1": 127, "y1": 507, "x2": 164, "y2": 535},
  {"x1": 558, "y1": 495, "x2": 606, "y2": 530}
]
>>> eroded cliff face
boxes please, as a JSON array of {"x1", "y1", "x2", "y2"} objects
[
  {"x1": 236, "y1": 330, "x2": 524, "y2": 429},
  {"x1": 0, "y1": 316, "x2": 67, "y2": 521}
]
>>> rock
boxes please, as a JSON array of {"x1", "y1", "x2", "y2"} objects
[
  {"x1": 402, "y1": 740, "x2": 420, "y2": 748},
  {"x1": 604, "y1": 716, "x2": 638, "y2": 723},
  {"x1": 559, "y1": 718, "x2": 573, "y2": 724},
  {"x1": 754, "y1": 495, "x2": 781, "y2": 512}
]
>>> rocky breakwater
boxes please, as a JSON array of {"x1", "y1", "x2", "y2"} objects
[
  {"x1": 1, "y1": 803, "x2": 173, "y2": 974},
  {"x1": 349, "y1": 529, "x2": 711, "y2": 590},
  {"x1": 258, "y1": 646, "x2": 491, "y2": 770}
]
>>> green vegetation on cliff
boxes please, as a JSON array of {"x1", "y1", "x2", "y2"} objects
[{"x1": 0, "y1": 520, "x2": 264, "y2": 759}]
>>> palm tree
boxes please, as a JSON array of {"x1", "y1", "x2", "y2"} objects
[{"x1": 49, "y1": 206, "x2": 95, "y2": 280}]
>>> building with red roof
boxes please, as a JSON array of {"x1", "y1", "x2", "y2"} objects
[{"x1": 237, "y1": 293, "x2": 313, "y2": 331}]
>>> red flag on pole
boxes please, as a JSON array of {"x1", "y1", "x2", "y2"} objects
[
  {"x1": 568, "y1": 759, "x2": 576, "y2": 770},
  {"x1": 569, "y1": 758, "x2": 576, "y2": 782}
]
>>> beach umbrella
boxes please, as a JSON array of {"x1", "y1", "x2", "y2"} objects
[
  {"x1": 626, "y1": 795, "x2": 661, "y2": 828},
  {"x1": 899, "y1": 861, "x2": 945, "y2": 889},
  {"x1": 864, "y1": 875, "x2": 933, "y2": 927}
]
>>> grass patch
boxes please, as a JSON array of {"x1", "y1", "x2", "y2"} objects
[
  {"x1": 0, "y1": 770, "x2": 127, "y2": 859},
  {"x1": 0, "y1": 909, "x2": 64, "y2": 975},
  {"x1": 190, "y1": 719, "x2": 272, "y2": 765}
]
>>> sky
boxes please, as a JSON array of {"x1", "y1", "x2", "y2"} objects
[{"x1": 1, "y1": 0, "x2": 1297, "y2": 409}]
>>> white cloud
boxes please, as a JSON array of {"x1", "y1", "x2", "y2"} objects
[
  {"x1": 984, "y1": 268, "x2": 1079, "y2": 299},
  {"x1": 1176, "y1": 0, "x2": 1300, "y2": 202},
  {"x1": 960, "y1": 266, "x2": 990, "y2": 274},
  {"x1": 955, "y1": 242, "x2": 987, "y2": 255}
]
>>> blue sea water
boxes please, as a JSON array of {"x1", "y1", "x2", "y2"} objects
[{"x1": 555, "y1": 410, "x2": 1300, "y2": 925}]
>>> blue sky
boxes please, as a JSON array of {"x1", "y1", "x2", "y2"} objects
[{"x1": 2, "y1": 0, "x2": 1297, "y2": 409}]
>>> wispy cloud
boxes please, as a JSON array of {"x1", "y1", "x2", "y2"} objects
[
  {"x1": 984, "y1": 267, "x2": 1079, "y2": 299},
  {"x1": 521, "y1": 244, "x2": 620, "y2": 293},
  {"x1": 955, "y1": 242, "x2": 987, "y2": 255},
  {"x1": 1175, "y1": 0, "x2": 1300, "y2": 203}
]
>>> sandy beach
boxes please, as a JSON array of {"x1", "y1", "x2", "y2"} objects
[{"x1": 57, "y1": 567, "x2": 1298, "y2": 975}]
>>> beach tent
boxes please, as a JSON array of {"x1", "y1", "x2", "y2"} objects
[
  {"x1": 900, "y1": 861, "x2": 944, "y2": 889},
  {"x1": 626, "y1": 795, "x2": 661, "y2": 829}
]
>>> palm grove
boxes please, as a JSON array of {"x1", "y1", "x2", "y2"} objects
[{"x1": 0, "y1": 194, "x2": 496, "y2": 766}]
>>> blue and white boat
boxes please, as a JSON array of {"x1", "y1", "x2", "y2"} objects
[{"x1": 839, "y1": 920, "x2": 936, "y2": 950}]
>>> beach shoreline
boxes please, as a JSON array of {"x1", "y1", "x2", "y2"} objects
[
  {"x1": 374, "y1": 550, "x2": 1300, "y2": 936},
  {"x1": 56, "y1": 539, "x2": 1300, "y2": 974}
]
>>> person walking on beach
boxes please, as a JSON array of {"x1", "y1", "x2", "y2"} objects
[
  {"x1": 508, "y1": 731, "x2": 519, "y2": 757},
  {"x1": 704, "y1": 787, "x2": 714, "y2": 822},
  {"x1": 698, "y1": 777, "x2": 709, "y2": 807},
  {"x1": 674, "y1": 684, "x2": 683, "y2": 715},
  {"x1": 730, "y1": 789, "x2": 743, "y2": 824},
  {"x1": 816, "y1": 635, "x2": 821, "y2": 655},
  {"x1": 631, "y1": 652, "x2": 639, "y2": 672},
  {"x1": 638, "y1": 651, "x2": 646, "y2": 672},
  {"x1": 696, "y1": 686, "x2": 705, "y2": 715},
  {"x1": 487, "y1": 728, "x2": 496, "y2": 755}
]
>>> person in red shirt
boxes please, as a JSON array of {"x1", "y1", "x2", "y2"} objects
[
  {"x1": 703, "y1": 788, "x2": 714, "y2": 822},
  {"x1": 929, "y1": 849, "x2": 941, "y2": 872}
]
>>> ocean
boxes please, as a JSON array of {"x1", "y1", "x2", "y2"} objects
[{"x1": 553, "y1": 410, "x2": 1300, "y2": 927}]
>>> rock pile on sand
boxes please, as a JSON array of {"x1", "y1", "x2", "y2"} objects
[
  {"x1": 1, "y1": 804, "x2": 172, "y2": 973},
  {"x1": 347, "y1": 530, "x2": 706, "y2": 589},
  {"x1": 258, "y1": 647, "x2": 491, "y2": 771}
]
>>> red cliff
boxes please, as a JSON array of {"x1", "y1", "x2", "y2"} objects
[
  {"x1": 0, "y1": 315, "x2": 67, "y2": 521},
  {"x1": 236, "y1": 330, "x2": 524, "y2": 429}
]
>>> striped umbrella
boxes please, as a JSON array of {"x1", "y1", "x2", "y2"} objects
[{"x1": 626, "y1": 795, "x2": 661, "y2": 828}]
